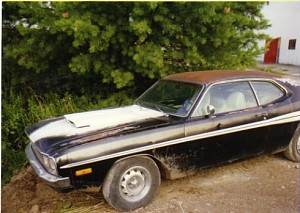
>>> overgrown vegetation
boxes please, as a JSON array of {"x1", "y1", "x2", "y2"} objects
[
  {"x1": 1, "y1": 90, "x2": 133, "y2": 185},
  {"x1": 254, "y1": 64, "x2": 287, "y2": 75},
  {"x1": 2, "y1": 2, "x2": 269, "y2": 185}
]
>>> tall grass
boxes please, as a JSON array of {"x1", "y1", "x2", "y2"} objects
[{"x1": 1, "y1": 89, "x2": 133, "y2": 185}]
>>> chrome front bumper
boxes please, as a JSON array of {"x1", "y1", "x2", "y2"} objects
[{"x1": 25, "y1": 144, "x2": 71, "y2": 189}]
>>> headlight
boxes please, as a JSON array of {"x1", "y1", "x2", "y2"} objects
[
  {"x1": 48, "y1": 158, "x2": 57, "y2": 173},
  {"x1": 42, "y1": 154, "x2": 58, "y2": 176},
  {"x1": 43, "y1": 155, "x2": 49, "y2": 167}
]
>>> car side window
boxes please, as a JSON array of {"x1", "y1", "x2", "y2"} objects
[
  {"x1": 251, "y1": 81, "x2": 285, "y2": 105},
  {"x1": 192, "y1": 81, "x2": 258, "y2": 117}
]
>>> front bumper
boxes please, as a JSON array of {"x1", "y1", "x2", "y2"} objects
[{"x1": 25, "y1": 144, "x2": 71, "y2": 189}]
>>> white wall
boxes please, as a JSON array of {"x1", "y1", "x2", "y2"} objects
[{"x1": 258, "y1": 2, "x2": 300, "y2": 65}]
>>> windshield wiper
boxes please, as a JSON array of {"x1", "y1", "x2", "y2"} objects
[
  {"x1": 135, "y1": 101, "x2": 169, "y2": 117},
  {"x1": 135, "y1": 101, "x2": 142, "y2": 108},
  {"x1": 154, "y1": 105, "x2": 169, "y2": 117}
]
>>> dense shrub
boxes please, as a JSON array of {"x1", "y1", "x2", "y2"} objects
[{"x1": 2, "y1": 2, "x2": 269, "y2": 185}]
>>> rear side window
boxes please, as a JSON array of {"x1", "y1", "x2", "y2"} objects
[{"x1": 251, "y1": 81, "x2": 285, "y2": 105}]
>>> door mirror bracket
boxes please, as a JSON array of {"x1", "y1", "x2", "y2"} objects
[{"x1": 206, "y1": 105, "x2": 216, "y2": 118}]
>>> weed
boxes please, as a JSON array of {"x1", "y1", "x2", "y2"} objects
[{"x1": 1, "y1": 89, "x2": 133, "y2": 185}]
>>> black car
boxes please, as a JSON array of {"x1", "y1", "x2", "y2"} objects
[{"x1": 25, "y1": 70, "x2": 300, "y2": 211}]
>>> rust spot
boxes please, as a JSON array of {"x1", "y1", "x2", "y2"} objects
[
  {"x1": 70, "y1": 126, "x2": 135, "y2": 145},
  {"x1": 156, "y1": 153, "x2": 197, "y2": 180},
  {"x1": 164, "y1": 70, "x2": 282, "y2": 85}
]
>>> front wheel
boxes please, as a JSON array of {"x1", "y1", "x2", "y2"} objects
[
  {"x1": 284, "y1": 126, "x2": 300, "y2": 162},
  {"x1": 102, "y1": 156, "x2": 161, "y2": 211}
]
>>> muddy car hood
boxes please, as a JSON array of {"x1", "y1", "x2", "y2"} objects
[{"x1": 26, "y1": 105, "x2": 166, "y2": 154}]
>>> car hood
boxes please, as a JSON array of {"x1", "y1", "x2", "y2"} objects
[{"x1": 26, "y1": 105, "x2": 166, "y2": 154}]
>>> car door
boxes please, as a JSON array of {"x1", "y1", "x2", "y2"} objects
[{"x1": 183, "y1": 81, "x2": 270, "y2": 168}]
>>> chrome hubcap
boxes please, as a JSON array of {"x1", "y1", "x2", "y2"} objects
[
  {"x1": 297, "y1": 137, "x2": 300, "y2": 155},
  {"x1": 119, "y1": 166, "x2": 152, "y2": 202},
  {"x1": 121, "y1": 169, "x2": 145, "y2": 196}
]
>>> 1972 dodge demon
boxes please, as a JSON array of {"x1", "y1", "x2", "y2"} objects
[{"x1": 25, "y1": 70, "x2": 300, "y2": 211}]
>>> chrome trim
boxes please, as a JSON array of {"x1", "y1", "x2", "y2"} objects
[
  {"x1": 61, "y1": 111, "x2": 300, "y2": 169},
  {"x1": 25, "y1": 144, "x2": 71, "y2": 189},
  {"x1": 31, "y1": 144, "x2": 58, "y2": 176},
  {"x1": 207, "y1": 78, "x2": 288, "y2": 93},
  {"x1": 248, "y1": 81, "x2": 261, "y2": 106},
  {"x1": 191, "y1": 78, "x2": 288, "y2": 118}
]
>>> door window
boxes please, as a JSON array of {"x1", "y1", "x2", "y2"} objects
[{"x1": 192, "y1": 81, "x2": 258, "y2": 117}]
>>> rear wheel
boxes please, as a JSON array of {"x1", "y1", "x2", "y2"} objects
[
  {"x1": 102, "y1": 156, "x2": 161, "y2": 211},
  {"x1": 284, "y1": 127, "x2": 300, "y2": 162}
]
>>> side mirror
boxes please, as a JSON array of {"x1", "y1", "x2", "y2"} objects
[{"x1": 206, "y1": 105, "x2": 216, "y2": 117}]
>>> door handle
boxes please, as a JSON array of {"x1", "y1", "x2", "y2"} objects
[
  {"x1": 261, "y1": 113, "x2": 268, "y2": 120},
  {"x1": 256, "y1": 113, "x2": 268, "y2": 120}
]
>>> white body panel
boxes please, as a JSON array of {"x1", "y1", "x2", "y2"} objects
[{"x1": 28, "y1": 105, "x2": 164, "y2": 142}]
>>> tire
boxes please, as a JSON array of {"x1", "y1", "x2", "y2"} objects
[
  {"x1": 284, "y1": 127, "x2": 300, "y2": 162},
  {"x1": 102, "y1": 156, "x2": 161, "y2": 211}
]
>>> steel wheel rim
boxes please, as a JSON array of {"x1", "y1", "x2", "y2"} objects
[
  {"x1": 297, "y1": 136, "x2": 300, "y2": 155},
  {"x1": 119, "y1": 166, "x2": 152, "y2": 202}
]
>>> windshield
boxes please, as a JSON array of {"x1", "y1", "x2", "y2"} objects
[{"x1": 135, "y1": 80, "x2": 202, "y2": 117}]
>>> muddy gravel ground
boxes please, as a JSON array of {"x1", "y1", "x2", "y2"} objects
[{"x1": 2, "y1": 154, "x2": 299, "y2": 213}]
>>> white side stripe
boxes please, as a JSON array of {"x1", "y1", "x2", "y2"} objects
[{"x1": 61, "y1": 111, "x2": 300, "y2": 169}]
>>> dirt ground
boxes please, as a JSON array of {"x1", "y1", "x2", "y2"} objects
[{"x1": 2, "y1": 154, "x2": 299, "y2": 213}]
